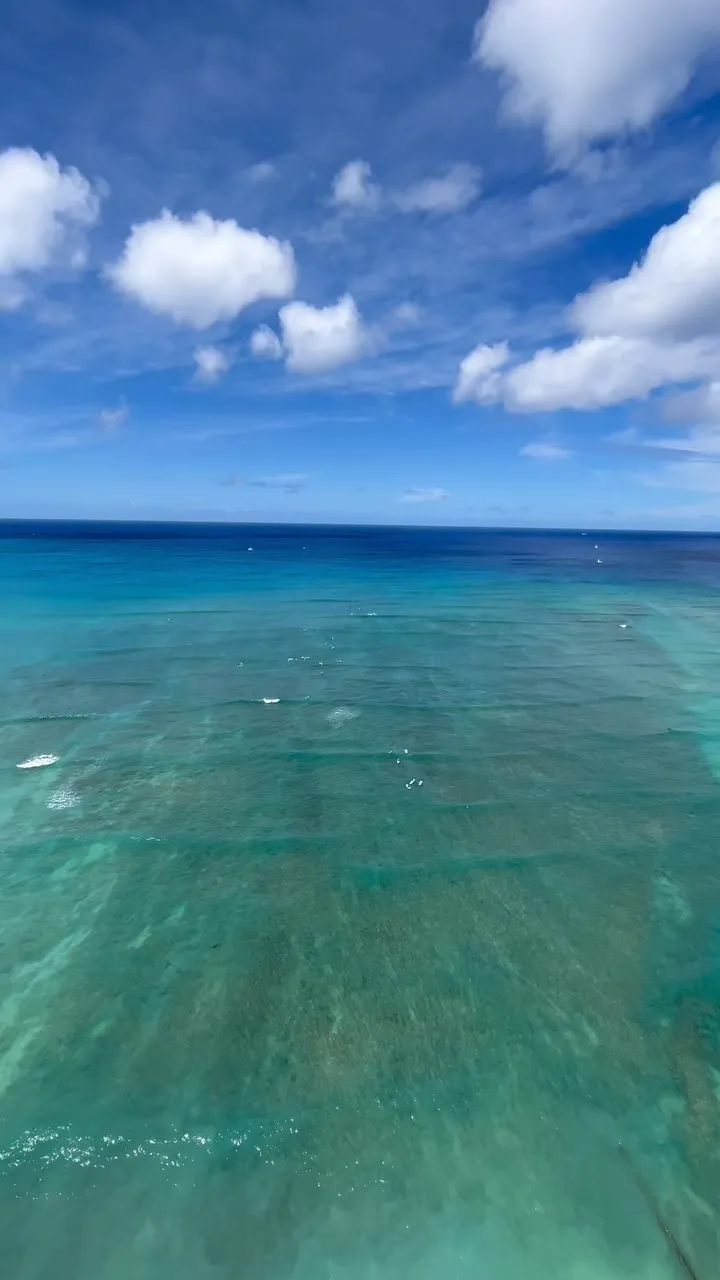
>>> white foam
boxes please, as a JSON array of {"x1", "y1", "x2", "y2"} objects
[
  {"x1": 262, "y1": 697, "x2": 280, "y2": 705},
  {"x1": 327, "y1": 707, "x2": 359, "y2": 726},
  {"x1": 17, "y1": 754, "x2": 59, "y2": 770},
  {"x1": 47, "y1": 786, "x2": 78, "y2": 811}
]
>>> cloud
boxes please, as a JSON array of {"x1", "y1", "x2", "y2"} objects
[
  {"x1": 107, "y1": 211, "x2": 296, "y2": 328},
  {"x1": 503, "y1": 336, "x2": 717, "y2": 411},
  {"x1": 571, "y1": 183, "x2": 720, "y2": 341},
  {"x1": 391, "y1": 302, "x2": 423, "y2": 327},
  {"x1": 248, "y1": 473, "x2": 308, "y2": 493},
  {"x1": 278, "y1": 294, "x2": 371, "y2": 374},
  {"x1": 520, "y1": 441, "x2": 571, "y2": 459},
  {"x1": 221, "y1": 473, "x2": 308, "y2": 493},
  {"x1": 98, "y1": 403, "x2": 129, "y2": 432},
  {"x1": 609, "y1": 387, "x2": 720, "y2": 457},
  {"x1": 193, "y1": 345, "x2": 232, "y2": 384},
  {"x1": 0, "y1": 279, "x2": 29, "y2": 311},
  {"x1": 250, "y1": 324, "x2": 284, "y2": 360},
  {"x1": 246, "y1": 161, "x2": 276, "y2": 184},
  {"x1": 394, "y1": 164, "x2": 481, "y2": 214},
  {"x1": 649, "y1": 430, "x2": 720, "y2": 455},
  {"x1": 664, "y1": 380, "x2": 720, "y2": 427},
  {"x1": 459, "y1": 182, "x2": 720, "y2": 413},
  {"x1": 398, "y1": 487, "x2": 450, "y2": 504},
  {"x1": 452, "y1": 342, "x2": 510, "y2": 404},
  {"x1": 331, "y1": 160, "x2": 380, "y2": 210},
  {"x1": 0, "y1": 147, "x2": 100, "y2": 302},
  {"x1": 474, "y1": 0, "x2": 720, "y2": 160},
  {"x1": 643, "y1": 459, "x2": 720, "y2": 493}
]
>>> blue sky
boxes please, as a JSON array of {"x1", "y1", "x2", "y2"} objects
[{"x1": 2, "y1": 0, "x2": 720, "y2": 527}]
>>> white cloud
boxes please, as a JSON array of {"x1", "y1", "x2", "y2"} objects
[
  {"x1": 247, "y1": 161, "x2": 276, "y2": 184},
  {"x1": 643, "y1": 459, "x2": 720, "y2": 492},
  {"x1": 98, "y1": 403, "x2": 129, "y2": 432},
  {"x1": 392, "y1": 302, "x2": 423, "y2": 327},
  {"x1": 107, "y1": 211, "x2": 296, "y2": 328},
  {"x1": 331, "y1": 160, "x2": 380, "y2": 210},
  {"x1": 194, "y1": 345, "x2": 232, "y2": 384},
  {"x1": 452, "y1": 342, "x2": 510, "y2": 404},
  {"x1": 249, "y1": 473, "x2": 308, "y2": 492},
  {"x1": 459, "y1": 181, "x2": 720, "y2": 414},
  {"x1": 0, "y1": 147, "x2": 100, "y2": 300},
  {"x1": 399, "y1": 488, "x2": 450, "y2": 504},
  {"x1": 572, "y1": 183, "x2": 720, "y2": 341},
  {"x1": 664, "y1": 381, "x2": 720, "y2": 430},
  {"x1": 279, "y1": 294, "x2": 370, "y2": 374},
  {"x1": 520, "y1": 441, "x2": 571, "y2": 459},
  {"x1": 250, "y1": 325, "x2": 284, "y2": 361},
  {"x1": 395, "y1": 164, "x2": 481, "y2": 214},
  {"x1": 503, "y1": 336, "x2": 717, "y2": 411},
  {"x1": 0, "y1": 279, "x2": 29, "y2": 311},
  {"x1": 474, "y1": 0, "x2": 720, "y2": 159},
  {"x1": 610, "y1": 385, "x2": 720, "y2": 456},
  {"x1": 650, "y1": 430, "x2": 720, "y2": 455}
]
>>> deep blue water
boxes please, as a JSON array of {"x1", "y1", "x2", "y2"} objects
[{"x1": 0, "y1": 522, "x2": 718, "y2": 1279}]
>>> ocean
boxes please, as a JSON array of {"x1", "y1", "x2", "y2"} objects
[{"x1": 0, "y1": 521, "x2": 718, "y2": 1279}]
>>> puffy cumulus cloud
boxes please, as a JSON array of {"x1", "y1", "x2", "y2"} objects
[
  {"x1": 398, "y1": 488, "x2": 450, "y2": 504},
  {"x1": 250, "y1": 324, "x2": 283, "y2": 360},
  {"x1": 194, "y1": 345, "x2": 232, "y2": 384},
  {"x1": 394, "y1": 164, "x2": 481, "y2": 214},
  {"x1": 520, "y1": 441, "x2": 571, "y2": 459},
  {"x1": 107, "y1": 211, "x2": 296, "y2": 328},
  {"x1": 503, "y1": 336, "x2": 717, "y2": 412},
  {"x1": 0, "y1": 147, "x2": 100, "y2": 302},
  {"x1": 474, "y1": 0, "x2": 720, "y2": 159},
  {"x1": 279, "y1": 294, "x2": 370, "y2": 374},
  {"x1": 457, "y1": 183, "x2": 720, "y2": 414},
  {"x1": 452, "y1": 342, "x2": 509, "y2": 405},
  {"x1": 572, "y1": 183, "x2": 720, "y2": 341},
  {"x1": 331, "y1": 160, "x2": 379, "y2": 210}
]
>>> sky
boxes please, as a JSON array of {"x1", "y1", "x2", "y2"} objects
[{"x1": 2, "y1": 0, "x2": 720, "y2": 527}]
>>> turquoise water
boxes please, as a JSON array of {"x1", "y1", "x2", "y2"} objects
[{"x1": 0, "y1": 522, "x2": 718, "y2": 1279}]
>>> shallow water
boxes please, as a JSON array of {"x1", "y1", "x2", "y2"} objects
[{"x1": 0, "y1": 522, "x2": 718, "y2": 1279}]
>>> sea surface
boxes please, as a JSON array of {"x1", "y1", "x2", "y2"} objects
[{"x1": 0, "y1": 521, "x2": 718, "y2": 1279}]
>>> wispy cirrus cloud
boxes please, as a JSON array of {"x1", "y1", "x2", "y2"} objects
[
  {"x1": 222, "y1": 472, "x2": 309, "y2": 493},
  {"x1": 398, "y1": 487, "x2": 449, "y2": 504},
  {"x1": 98, "y1": 402, "x2": 129, "y2": 432},
  {"x1": 392, "y1": 163, "x2": 481, "y2": 214},
  {"x1": 520, "y1": 441, "x2": 571, "y2": 459}
]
